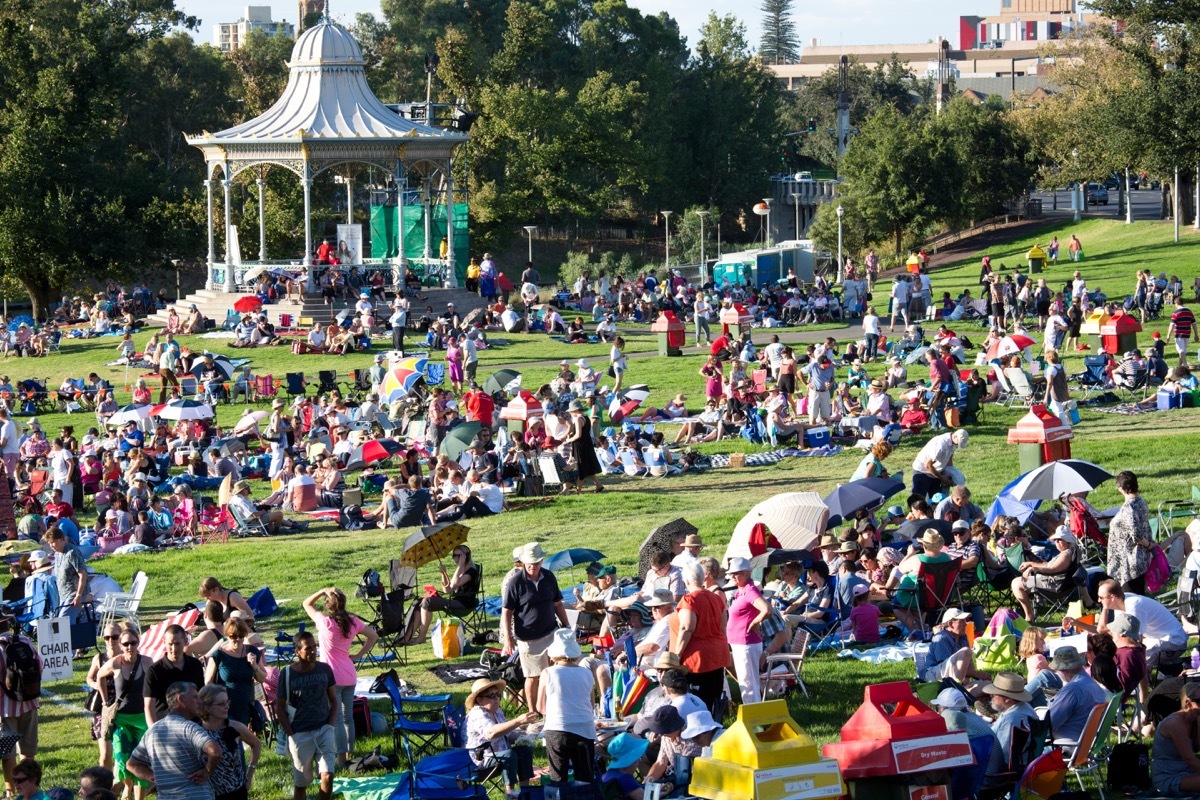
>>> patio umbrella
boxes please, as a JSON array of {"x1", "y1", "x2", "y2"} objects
[
  {"x1": 985, "y1": 334, "x2": 1037, "y2": 362},
  {"x1": 985, "y1": 494, "x2": 1041, "y2": 526},
  {"x1": 399, "y1": 522, "x2": 470, "y2": 569},
  {"x1": 616, "y1": 385, "x2": 651, "y2": 403},
  {"x1": 748, "y1": 548, "x2": 816, "y2": 570},
  {"x1": 725, "y1": 492, "x2": 830, "y2": 560},
  {"x1": 904, "y1": 346, "x2": 931, "y2": 365},
  {"x1": 440, "y1": 422, "x2": 482, "y2": 460},
  {"x1": 233, "y1": 296, "x2": 263, "y2": 313},
  {"x1": 393, "y1": 356, "x2": 430, "y2": 375},
  {"x1": 1004, "y1": 459, "x2": 1113, "y2": 502},
  {"x1": 543, "y1": 548, "x2": 606, "y2": 573},
  {"x1": 823, "y1": 477, "x2": 905, "y2": 527},
  {"x1": 893, "y1": 517, "x2": 953, "y2": 541},
  {"x1": 218, "y1": 473, "x2": 234, "y2": 508},
  {"x1": 380, "y1": 368, "x2": 424, "y2": 404},
  {"x1": 232, "y1": 410, "x2": 269, "y2": 436},
  {"x1": 344, "y1": 439, "x2": 404, "y2": 471},
  {"x1": 155, "y1": 399, "x2": 214, "y2": 421},
  {"x1": 107, "y1": 404, "x2": 152, "y2": 427},
  {"x1": 484, "y1": 369, "x2": 522, "y2": 395},
  {"x1": 638, "y1": 518, "x2": 697, "y2": 579},
  {"x1": 190, "y1": 355, "x2": 234, "y2": 381},
  {"x1": 609, "y1": 398, "x2": 643, "y2": 424}
]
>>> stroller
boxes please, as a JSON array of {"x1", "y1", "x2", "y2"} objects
[{"x1": 1066, "y1": 495, "x2": 1107, "y2": 566}]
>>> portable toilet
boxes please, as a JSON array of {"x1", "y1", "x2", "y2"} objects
[
  {"x1": 691, "y1": 700, "x2": 845, "y2": 800},
  {"x1": 1026, "y1": 244, "x2": 1047, "y2": 275},
  {"x1": 1006, "y1": 404, "x2": 1074, "y2": 473},
  {"x1": 1100, "y1": 310, "x2": 1142, "y2": 356},
  {"x1": 650, "y1": 311, "x2": 685, "y2": 357}
]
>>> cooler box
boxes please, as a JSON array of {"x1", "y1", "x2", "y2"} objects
[
  {"x1": 803, "y1": 427, "x2": 830, "y2": 448},
  {"x1": 1157, "y1": 389, "x2": 1183, "y2": 410},
  {"x1": 1065, "y1": 400, "x2": 1081, "y2": 425},
  {"x1": 691, "y1": 701, "x2": 845, "y2": 800}
]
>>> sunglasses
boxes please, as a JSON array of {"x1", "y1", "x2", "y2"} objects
[
  {"x1": 121, "y1": 640, "x2": 139, "y2": 647},
  {"x1": 478, "y1": 692, "x2": 500, "y2": 700},
  {"x1": 103, "y1": 635, "x2": 120, "y2": 640}
]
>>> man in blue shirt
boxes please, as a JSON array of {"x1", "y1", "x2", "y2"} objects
[
  {"x1": 1047, "y1": 646, "x2": 1109, "y2": 743},
  {"x1": 921, "y1": 608, "x2": 991, "y2": 687},
  {"x1": 119, "y1": 421, "x2": 144, "y2": 454},
  {"x1": 985, "y1": 672, "x2": 1039, "y2": 769}
]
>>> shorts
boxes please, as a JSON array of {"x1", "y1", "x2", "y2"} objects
[
  {"x1": 1176, "y1": 337, "x2": 1190, "y2": 355},
  {"x1": 288, "y1": 725, "x2": 337, "y2": 786},
  {"x1": 2, "y1": 709, "x2": 37, "y2": 757},
  {"x1": 1145, "y1": 639, "x2": 1186, "y2": 670},
  {"x1": 517, "y1": 632, "x2": 556, "y2": 678}
]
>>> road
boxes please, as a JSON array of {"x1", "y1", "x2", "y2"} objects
[{"x1": 1033, "y1": 188, "x2": 1164, "y2": 221}]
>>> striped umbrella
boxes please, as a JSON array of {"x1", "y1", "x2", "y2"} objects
[
  {"x1": 986, "y1": 334, "x2": 1037, "y2": 362},
  {"x1": 380, "y1": 368, "x2": 424, "y2": 404},
  {"x1": 393, "y1": 356, "x2": 429, "y2": 375},
  {"x1": 155, "y1": 399, "x2": 215, "y2": 421},
  {"x1": 140, "y1": 608, "x2": 202, "y2": 661}
]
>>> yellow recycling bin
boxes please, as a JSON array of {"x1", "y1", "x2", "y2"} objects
[
  {"x1": 1081, "y1": 309, "x2": 1109, "y2": 350},
  {"x1": 1027, "y1": 244, "x2": 1046, "y2": 274},
  {"x1": 690, "y1": 700, "x2": 846, "y2": 800}
]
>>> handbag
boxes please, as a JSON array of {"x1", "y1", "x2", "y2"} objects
[
  {"x1": 972, "y1": 634, "x2": 1020, "y2": 673},
  {"x1": 606, "y1": 366, "x2": 616, "y2": 378},
  {"x1": 1146, "y1": 545, "x2": 1171, "y2": 594},
  {"x1": 84, "y1": 687, "x2": 104, "y2": 715}
]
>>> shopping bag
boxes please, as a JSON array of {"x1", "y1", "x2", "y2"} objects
[
  {"x1": 432, "y1": 618, "x2": 464, "y2": 659},
  {"x1": 618, "y1": 671, "x2": 652, "y2": 717},
  {"x1": 1146, "y1": 546, "x2": 1171, "y2": 594},
  {"x1": 973, "y1": 634, "x2": 1020, "y2": 673}
]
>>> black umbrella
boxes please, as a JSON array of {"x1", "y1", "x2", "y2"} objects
[
  {"x1": 749, "y1": 548, "x2": 816, "y2": 570},
  {"x1": 894, "y1": 518, "x2": 953, "y2": 541},
  {"x1": 440, "y1": 422, "x2": 483, "y2": 460},
  {"x1": 637, "y1": 518, "x2": 696, "y2": 580}
]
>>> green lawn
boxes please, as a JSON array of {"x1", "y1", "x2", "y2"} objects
[{"x1": 21, "y1": 215, "x2": 1200, "y2": 795}]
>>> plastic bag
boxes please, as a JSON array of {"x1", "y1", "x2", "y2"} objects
[
  {"x1": 432, "y1": 618, "x2": 464, "y2": 660},
  {"x1": 1146, "y1": 545, "x2": 1171, "y2": 594}
]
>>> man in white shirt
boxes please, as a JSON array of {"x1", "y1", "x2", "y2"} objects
[
  {"x1": 890, "y1": 276, "x2": 910, "y2": 332},
  {"x1": 49, "y1": 438, "x2": 75, "y2": 505},
  {"x1": 285, "y1": 464, "x2": 318, "y2": 511},
  {"x1": 763, "y1": 336, "x2": 785, "y2": 380},
  {"x1": 306, "y1": 325, "x2": 327, "y2": 352},
  {"x1": 611, "y1": 551, "x2": 685, "y2": 608},
  {"x1": 636, "y1": 589, "x2": 677, "y2": 666},
  {"x1": 1065, "y1": 580, "x2": 1188, "y2": 671},
  {"x1": 0, "y1": 408, "x2": 19, "y2": 476},
  {"x1": 670, "y1": 534, "x2": 706, "y2": 571},
  {"x1": 389, "y1": 296, "x2": 408, "y2": 352},
  {"x1": 911, "y1": 429, "x2": 968, "y2": 500},
  {"x1": 1044, "y1": 310, "x2": 1068, "y2": 352},
  {"x1": 596, "y1": 316, "x2": 617, "y2": 343},
  {"x1": 693, "y1": 294, "x2": 712, "y2": 346}
]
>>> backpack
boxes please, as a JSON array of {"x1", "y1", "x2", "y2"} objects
[
  {"x1": 340, "y1": 505, "x2": 365, "y2": 531},
  {"x1": 3, "y1": 638, "x2": 40, "y2": 701},
  {"x1": 355, "y1": 569, "x2": 383, "y2": 600},
  {"x1": 1106, "y1": 742, "x2": 1151, "y2": 791}
]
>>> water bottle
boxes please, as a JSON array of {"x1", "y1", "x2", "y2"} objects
[{"x1": 1191, "y1": 648, "x2": 1200, "y2": 671}]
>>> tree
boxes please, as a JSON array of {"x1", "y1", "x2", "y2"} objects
[{"x1": 758, "y1": 0, "x2": 798, "y2": 65}]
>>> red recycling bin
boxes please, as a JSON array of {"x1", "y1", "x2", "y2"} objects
[
  {"x1": 1006, "y1": 404, "x2": 1073, "y2": 472},
  {"x1": 650, "y1": 311, "x2": 686, "y2": 356},
  {"x1": 1099, "y1": 310, "x2": 1142, "y2": 356},
  {"x1": 823, "y1": 683, "x2": 973, "y2": 800},
  {"x1": 499, "y1": 390, "x2": 544, "y2": 434},
  {"x1": 719, "y1": 303, "x2": 753, "y2": 337}
]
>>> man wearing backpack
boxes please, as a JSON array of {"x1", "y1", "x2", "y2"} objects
[{"x1": 0, "y1": 614, "x2": 41, "y2": 797}]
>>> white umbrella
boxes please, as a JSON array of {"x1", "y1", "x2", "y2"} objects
[
  {"x1": 232, "y1": 410, "x2": 269, "y2": 435},
  {"x1": 243, "y1": 265, "x2": 268, "y2": 282},
  {"x1": 156, "y1": 399, "x2": 215, "y2": 421},
  {"x1": 107, "y1": 404, "x2": 151, "y2": 427},
  {"x1": 724, "y1": 492, "x2": 830, "y2": 561},
  {"x1": 1004, "y1": 459, "x2": 1113, "y2": 502}
]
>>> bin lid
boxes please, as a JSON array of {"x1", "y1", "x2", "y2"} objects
[
  {"x1": 1026, "y1": 245, "x2": 1046, "y2": 259},
  {"x1": 650, "y1": 310, "x2": 684, "y2": 332},
  {"x1": 838, "y1": 682, "x2": 948, "y2": 743},
  {"x1": 1100, "y1": 310, "x2": 1142, "y2": 334},
  {"x1": 719, "y1": 304, "x2": 753, "y2": 325},
  {"x1": 1080, "y1": 310, "x2": 1109, "y2": 334},
  {"x1": 905, "y1": 254, "x2": 921, "y2": 267},
  {"x1": 498, "y1": 390, "x2": 544, "y2": 421},
  {"x1": 1006, "y1": 404, "x2": 1074, "y2": 444},
  {"x1": 709, "y1": 699, "x2": 821, "y2": 768}
]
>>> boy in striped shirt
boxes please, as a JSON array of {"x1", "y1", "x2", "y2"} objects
[{"x1": 1169, "y1": 297, "x2": 1196, "y2": 364}]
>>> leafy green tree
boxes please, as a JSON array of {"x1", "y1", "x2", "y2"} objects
[
  {"x1": 806, "y1": 196, "x2": 868, "y2": 263},
  {"x1": 758, "y1": 0, "x2": 799, "y2": 65},
  {"x1": 227, "y1": 28, "x2": 295, "y2": 117}
]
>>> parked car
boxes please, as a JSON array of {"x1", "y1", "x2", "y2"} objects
[{"x1": 1086, "y1": 182, "x2": 1109, "y2": 205}]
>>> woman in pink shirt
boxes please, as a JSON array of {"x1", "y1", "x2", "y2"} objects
[
  {"x1": 725, "y1": 557, "x2": 772, "y2": 705},
  {"x1": 302, "y1": 587, "x2": 380, "y2": 768}
]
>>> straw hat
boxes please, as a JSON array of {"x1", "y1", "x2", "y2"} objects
[
  {"x1": 465, "y1": 678, "x2": 507, "y2": 710},
  {"x1": 682, "y1": 534, "x2": 705, "y2": 550},
  {"x1": 982, "y1": 672, "x2": 1032, "y2": 703},
  {"x1": 233, "y1": 480, "x2": 252, "y2": 494},
  {"x1": 653, "y1": 651, "x2": 687, "y2": 673},
  {"x1": 916, "y1": 530, "x2": 945, "y2": 548},
  {"x1": 818, "y1": 533, "x2": 838, "y2": 549},
  {"x1": 836, "y1": 541, "x2": 860, "y2": 555}
]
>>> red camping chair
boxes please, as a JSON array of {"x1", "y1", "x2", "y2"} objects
[
  {"x1": 916, "y1": 557, "x2": 963, "y2": 635},
  {"x1": 1067, "y1": 495, "x2": 1106, "y2": 565}
]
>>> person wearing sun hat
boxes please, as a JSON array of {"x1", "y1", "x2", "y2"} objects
[
  {"x1": 501, "y1": 542, "x2": 569, "y2": 713},
  {"x1": 602, "y1": 733, "x2": 651, "y2": 799},
  {"x1": 463, "y1": 677, "x2": 538, "y2": 795},
  {"x1": 671, "y1": 534, "x2": 706, "y2": 570},
  {"x1": 920, "y1": 608, "x2": 991, "y2": 688},
  {"x1": 1046, "y1": 644, "x2": 1108, "y2": 743},
  {"x1": 537, "y1": 629, "x2": 596, "y2": 783},
  {"x1": 985, "y1": 672, "x2": 1037, "y2": 767}
]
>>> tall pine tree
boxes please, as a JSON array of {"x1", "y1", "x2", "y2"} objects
[{"x1": 759, "y1": 0, "x2": 799, "y2": 65}]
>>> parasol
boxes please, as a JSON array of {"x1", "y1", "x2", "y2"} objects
[
  {"x1": 1004, "y1": 459, "x2": 1113, "y2": 502},
  {"x1": 140, "y1": 609, "x2": 203, "y2": 661},
  {"x1": 609, "y1": 398, "x2": 643, "y2": 424},
  {"x1": 107, "y1": 404, "x2": 152, "y2": 427},
  {"x1": 233, "y1": 296, "x2": 263, "y2": 313},
  {"x1": 380, "y1": 368, "x2": 424, "y2": 404},
  {"x1": 399, "y1": 522, "x2": 470, "y2": 569},
  {"x1": 986, "y1": 334, "x2": 1037, "y2": 362},
  {"x1": 484, "y1": 369, "x2": 522, "y2": 395},
  {"x1": 440, "y1": 422, "x2": 482, "y2": 460},
  {"x1": 155, "y1": 399, "x2": 215, "y2": 421},
  {"x1": 725, "y1": 493, "x2": 830, "y2": 560},
  {"x1": 344, "y1": 439, "x2": 404, "y2": 471},
  {"x1": 637, "y1": 518, "x2": 696, "y2": 580},
  {"x1": 543, "y1": 548, "x2": 606, "y2": 573},
  {"x1": 823, "y1": 477, "x2": 906, "y2": 527},
  {"x1": 218, "y1": 473, "x2": 234, "y2": 508}
]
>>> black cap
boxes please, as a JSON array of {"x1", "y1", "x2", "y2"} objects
[{"x1": 633, "y1": 704, "x2": 685, "y2": 736}]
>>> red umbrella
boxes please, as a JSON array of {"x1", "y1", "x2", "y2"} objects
[
  {"x1": 233, "y1": 296, "x2": 263, "y2": 313},
  {"x1": 609, "y1": 398, "x2": 643, "y2": 424},
  {"x1": 343, "y1": 439, "x2": 404, "y2": 471},
  {"x1": 985, "y1": 334, "x2": 1036, "y2": 362}
]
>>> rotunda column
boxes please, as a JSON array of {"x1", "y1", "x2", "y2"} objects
[
  {"x1": 302, "y1": 175, "x2": 315, "y2": 292},
  {"x1": 204, "y1": 178, "x2": 215, "y2": 291},
  {"x1": 223, "y1": 176, "x2": 234, "y2": 293},
  {"x1": 257, "y1": 178, "x2": 267, "y2": 262},
  {"x1": 445, "y1": 159, "x2": 457, "y2": 288}
]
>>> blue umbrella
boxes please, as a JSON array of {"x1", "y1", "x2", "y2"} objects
[
  {"x1": 6, "y1": 316, "x2": 33, "y2": 333},
  {"x1": 543, "y1": 548, "x2": 606, "y2": 573},
  {"x1": 823, "y1": 477, "x2": 905, "y2": 528},
  {"x1": 989, "y1": 473, "x2": 1042, "y2": 525}
]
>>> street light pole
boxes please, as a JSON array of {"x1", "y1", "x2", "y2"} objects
[
  {"x1": 695, "y1": 210, "x2": 709, "y2": 276},
  {"x1": 523, "y1": 225, "x2": 536, "y2": 263},
  {"x1": 835, "y1": 205, "x2": 844, "y2": 283},
  {"x1": 790, "y1": 193, "x2": 802, "y2": 239},
  {"x1": 762, "y1": 198, "x2": 772, "y2": 247},
  {"x1": 1126, "y1": 167, "x2": 1133, "y2": 224},
  {"x1": 660, "y1": 210, "x2": 673, "y2": 269}
]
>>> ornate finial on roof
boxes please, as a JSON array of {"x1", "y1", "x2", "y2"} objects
[{"x1": 323, "y1": 0, "x2": 330, "y2": 21}]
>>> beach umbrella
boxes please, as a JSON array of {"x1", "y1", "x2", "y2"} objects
[
  {"x1": 243, "y1": 265, "x2": 269, "y2": 282},
  {"x1": 609, "y1": 398, "x2": 643, "y2": 424},
  {"x1": 893, "y1": 518, "x2": 953, "y2": 541},
  {"x1": 399, "y1": 522, "x2": 470, "y2": 568},
  {"x1": 1005, "y1": 459, "x2": 1113, "y2": 502},
  {"x1": 107, "y1": 404, "x2": 152, "y2": 427},
  {"x1": 823, "y1": 477, "x2": 905, "y2": 527},
  {"x1": 393, "y1": 356, "x2": 430, "y2": 375},
  {"x1": 155, "y1": 399, "x2": 215, "y2": 421},
  {"x1": 215, "y1": 438, "x2": 246, "y2": 458},
  {"x1": 638, "y1": 518, "x2": 697, "y2": 579},
  {"x1": 380, "y1": 368, "x2": 424, "y2": 404},
  {"x1": 904, "y1": 346, "x2": 931, "y2": 365},
  {"x1": 440, "y1": 422, "x2": 482, "y2": 460},
  {"x1": 986, "y1": 334, "x2": 1037, "y2": 362},
  {"x1": 484, "y1": 369, "x2": 522, "y2": 395},
  {"x1": 985, "y1": 494, "x2": 1041, "y2": 526},
  {"x1": 543, "y1": 548, "x2": 606, "y2": 573},
  {"x1": 616, "y1": 385, "x2": 651, "y2": 403},
  {"x1": 190, "y1": 355, "x2": 234, "y2": 381},
  {"x1": 218, "y1": 473, "x2": 234, "y2": 508},
  {"x1": 726, "y1": 492, "x2": 830, "y2": 560},
  {"x1": 139, "y1": 609, "x2": 202, "y2": 661},
  {"x1": 749, "y1": 548, "x2": 816, "y2": 570},
  {"x1": 233, "y1": 296, "x2": 263, "y2": 313},
  {"x1": 232, "y1": 410, "x2": 269, "y2": 436},
  {"x1": 344, "y1": 439, "x2": 404, "y2": 471}
]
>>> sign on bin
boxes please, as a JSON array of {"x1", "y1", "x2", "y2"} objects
[
  {"x1": 891, "y1": 733, "x2": 973, "y2": 773},
  {"x1": 908, "y1": 786, "x2": 949, "y2": 800},
  {"x1": 754, "y1": 761, "x2": 844, "y2": 800}
]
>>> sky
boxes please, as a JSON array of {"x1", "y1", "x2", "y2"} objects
[{"x1": 180, "y1": 0, "x2": 969, "y2": 53}]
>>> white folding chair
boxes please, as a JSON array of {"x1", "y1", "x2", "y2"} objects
[
  {"x1": 1004, "y1": 368, "x2": 1036, "y2": 407},
  {"x1": 761, "y1": 628, "x2": 810, "y2": 700},
  {"x1": 97, "y1": 570, "x2": 148, "y2": 629}
]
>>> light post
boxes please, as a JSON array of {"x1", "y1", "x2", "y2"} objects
[
  {"x1": 790, "y1": 193, "x2": 802, "y2": 240},
  {"x1": 835, "y1": 205, "x2": 844, "y2": 283},
  {"x1": 762, "y1": 198, "x2": 772, "y2": 247},
  {"x1": 660, "y1": 210, "x2": 673, "y2": 268},
  {"x1": 695, "y1": 210, "x2": 709, "y2": 273},
  {"x1": 523, "y1": 225, "x2": 536, "y2": 263}
]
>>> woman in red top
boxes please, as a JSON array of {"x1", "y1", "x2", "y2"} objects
[{"x1": 670, "y1": 562, "x2": 730, "y2": 715}]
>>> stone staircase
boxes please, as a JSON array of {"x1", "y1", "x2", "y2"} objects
[{"x1": 146, "y1": 286, "x2": 488, "y2": 329}]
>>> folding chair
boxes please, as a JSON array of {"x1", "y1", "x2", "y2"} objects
[
  {"x1": 394, "y1": 746, "x2": 488, "y2": 800},
  {"x1": 761, "y1": 628, "x2": 810, "y2": 700},
  {"x1": 1004, "y1": 368, "x2": 1037, "y2": 407},
  {"x1": 381, "y1": 672, "x2": 449, "y2": 767},
  {"x1": 915, "y1": 557, "x2": 963, "y2": 635},
  {"x1": 284, "y1": 372, "x2": 306, "y2": 399},
  {"x1": 97, "y1": 571, "x2": 148, "y2": 629},
  {"x1": 254, "y1": 375, "x2": 277, "y2": 402},
  {"x1": 1053, "y1": 694, "x2": 1120, "y2": 800},
  {"x1": 1071, "y1": 355, "x2": 1110, "y2": 400},
  {"x1": 618, "y1": 450, "x2": 648, "y2": 477},
  {"x1": 374, "y1": 411, "x2": 398, "y2": 436},
  {"x1": 988, "y1": 360, "x2": 1015, "y2": 406},
  {"x1": 446, "y1": 563, "x2": 488, "y2": 640},
  {"x1": 316, "y1": 370, "x2": 342, "y2": 396},
  {"x1": 179, "y1": 375, "x2": 198, "y2": 399},
  {"x1": 196, "y1": 506, "x2": 231, "y2": 545},
  {"x1": 536, "y1": 455, "x2": 566, "y2": 494},
  {"x1": 228, "y1": 503, "x2": 270, "y2": 538},
  {"x1": 1067, "y1": 496, "x2": 1107, "y2": 567},
  {"x1": 351, "y1": 369, "x2": 373, "y2": 401},
  {"x1": 1114, "y1": 368, "x2": 1149, "y2": 402}
]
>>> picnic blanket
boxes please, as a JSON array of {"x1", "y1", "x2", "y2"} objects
[
  {"x1": 331, "y1": 777, "x2": 401, "y2": 800},
  {"x1": 709, "y1": 445, "x2": 842, "y2": 468},
  {"x1": 1093, "y1": 402, "x2": 1161, "y2": 416},
  {"x1": 302, "y1": 508, "x2": 342, "y2": 521},
  {"x1": 838, "y1": 642, "x2": 927, "y2": 663},
  {"x1": 429, "y1": 662, "x2": 491, "y2": 685}
]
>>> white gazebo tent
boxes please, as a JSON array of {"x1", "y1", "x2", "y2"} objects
[{"x1": 185, "y1": 17, "x2": 468, "y2": 293}]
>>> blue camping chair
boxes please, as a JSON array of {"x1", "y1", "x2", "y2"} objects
[
  {"x1": 1071, "y1": 354, "x2": 1110, "y2": 400},
  {"x1": 381, "y1": 673, "x2": 450, "y2": 767},
  {"x1": 390, "y1": 747, "x2": 488, "y2": 800},
  {"x1": 951, "y1": 734, "x2": 994, "y2": 800}
]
